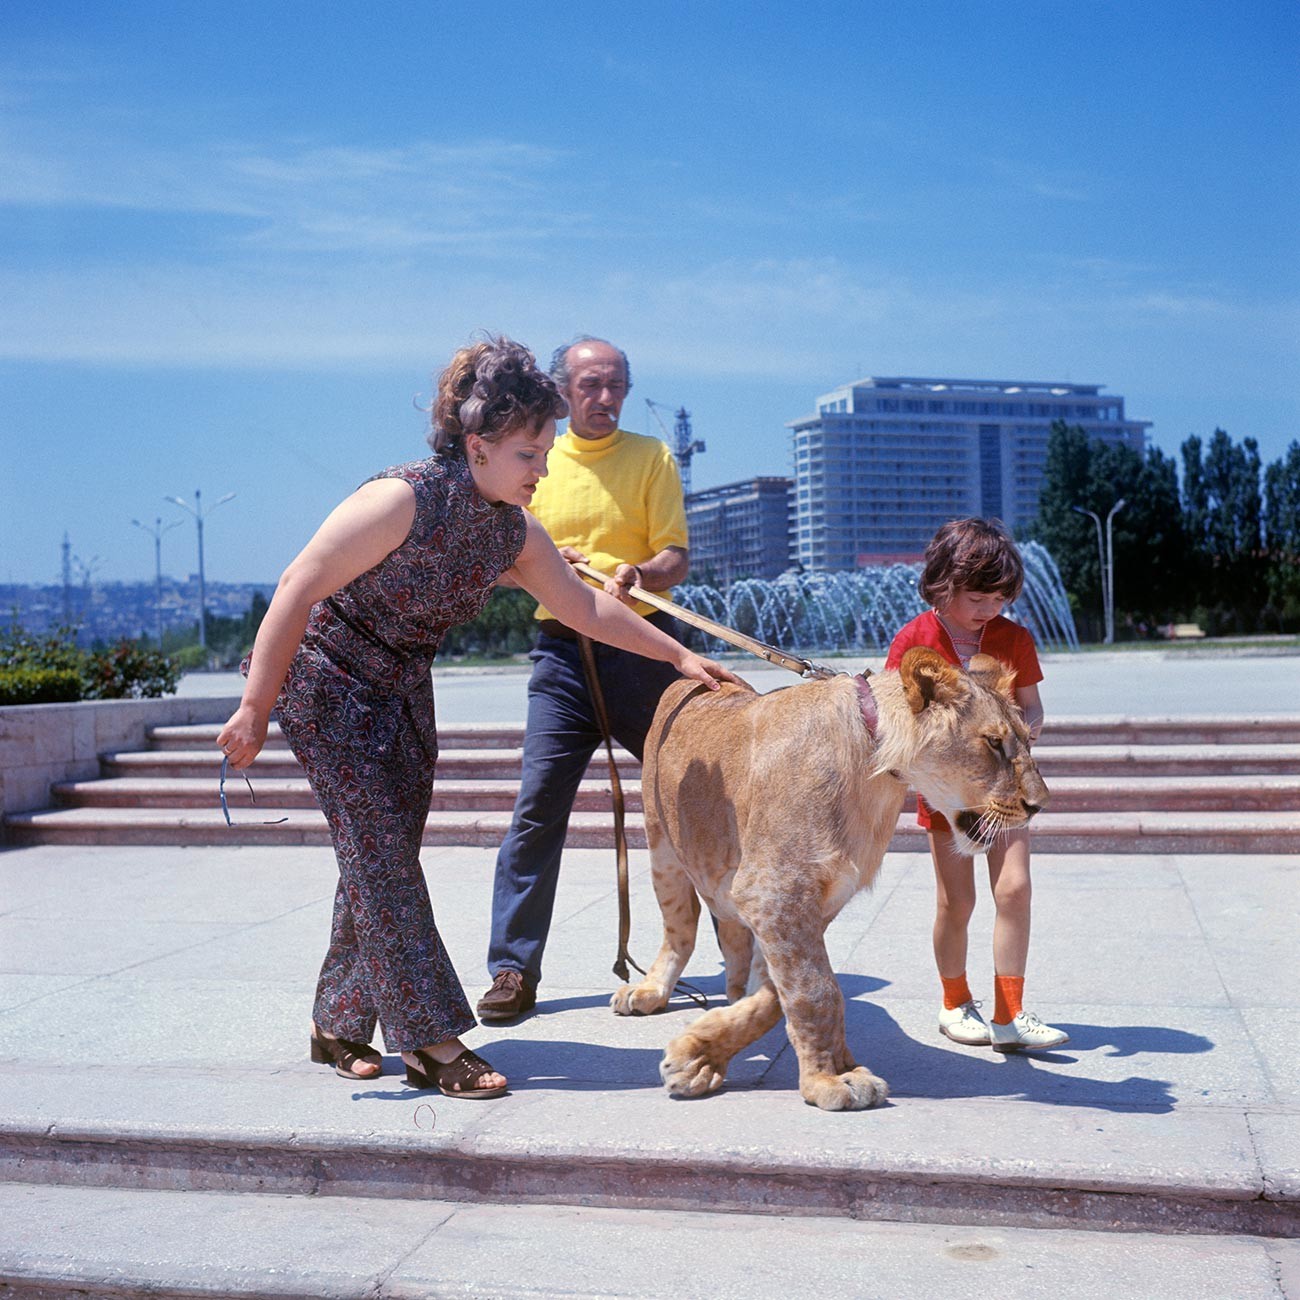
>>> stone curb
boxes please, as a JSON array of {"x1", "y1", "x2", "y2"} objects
[{"x1": 3, "y1": 1118, "x2": 1296, "y2": 1240}]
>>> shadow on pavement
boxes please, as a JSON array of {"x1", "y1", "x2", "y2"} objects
[
  {"x1": 842, "y1": 992, "x2": 1188, "y2": 1114},
  {"x1": 341, "y1": 973, "x2": 1203, "y2": 1112}
]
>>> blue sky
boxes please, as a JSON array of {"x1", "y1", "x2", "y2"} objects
[{"x1": 2, "y1": 1, "x2": 1296, "y2": 584}]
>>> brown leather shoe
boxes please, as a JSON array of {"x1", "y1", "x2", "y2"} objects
[{"x1": 476, "y1": 969, "x2": 537, "y2": 1022}]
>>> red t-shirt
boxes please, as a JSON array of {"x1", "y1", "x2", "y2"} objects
[
  {"x1": 885, "y1": 609, "x2": 1042, "y2": 682},
  {"x1": 885, "y1": 610, "x2": 1042, "y2": 830}
]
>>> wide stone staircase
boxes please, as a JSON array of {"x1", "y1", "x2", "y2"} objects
[{"x1": 6, "y1": 715, "x2": 1300, "y2": 854}]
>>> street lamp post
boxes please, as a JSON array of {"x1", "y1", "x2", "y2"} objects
[
  {"x1": 1072, "y1": 498, "x2": 1127, "y2": 644},
  {"x1": 1104, "y1": 498, "x2": 1127, "y2": 645},
  {"x1": 165, "y1": 490, "x2": 235, "y2": 649},
  {"x1": 131, "y1": 516, "x2": 182, "y2": 648}
]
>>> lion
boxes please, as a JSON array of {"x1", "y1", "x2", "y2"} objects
[{"x1": 611, "y1": 646, "x2": 1049, "y2": 1111}]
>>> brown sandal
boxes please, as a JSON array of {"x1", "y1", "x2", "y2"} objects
[
  {"x1": 404, "y1": 1047, "x2": 507, "y2": 1099},
  {"x1": 310, "y1": 1030, "x2": 382, "y2": 1080}
]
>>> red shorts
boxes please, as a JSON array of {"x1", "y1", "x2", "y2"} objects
[{"x1": 916, "y1": 794, "x2": 951, "y2": 834}]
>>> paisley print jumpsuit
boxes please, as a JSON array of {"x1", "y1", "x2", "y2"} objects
[{"x1": 272, "y1": 453, "x2": 526, "y2": 1052}]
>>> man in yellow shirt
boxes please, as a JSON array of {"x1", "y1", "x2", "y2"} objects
[{"x1": 478, "y1": 337, "x2": 689, "y2": 1022}]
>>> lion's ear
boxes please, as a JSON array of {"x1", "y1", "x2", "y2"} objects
[
  {"x1": 968, "y1": 653, "x2": 1017, "y2": 701},
  {"x1": 899, "y1": 646, "x2": 963, "y2": 713}
]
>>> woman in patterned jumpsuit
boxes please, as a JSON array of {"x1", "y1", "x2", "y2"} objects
[{"x1": 217, "y1": 337, "x2": 736, "y2": 1099}]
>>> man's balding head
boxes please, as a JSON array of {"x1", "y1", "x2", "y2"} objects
[{"x1": 550, "y1": 337, "x2": 631, "y2": 441}]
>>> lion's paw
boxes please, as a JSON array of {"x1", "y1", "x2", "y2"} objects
[
  {"x1": 802, "y1": 1067, "x2": 889, "y2": 1111},
  {"x1": 610, "y1": 982, "x2": 669, "y2": 1017},
  {"x1": 660, "y1": 1034, "x2": 728, "y2": 1097}
]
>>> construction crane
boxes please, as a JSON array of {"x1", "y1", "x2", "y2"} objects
[{"x1": 645, "y1": 399, "x2": 706, "y2": 496}]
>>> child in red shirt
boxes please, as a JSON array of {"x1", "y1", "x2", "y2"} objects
[{"x1": 886, "y1": 518, "x2": 1067, "y2": 1052}]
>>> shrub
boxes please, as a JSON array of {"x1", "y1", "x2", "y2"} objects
[
  {"x1": 0, "y1": 625, "x2": 84, "y2": 676},
  {"x1": 81, "y1": 640, "x2": 180, "y2": 699},
  {"x1": 169, "y1": 644, "x2": 211, "y2": 672},
  {"x1": 0, "y1": 624, "x2": 179, "y2": 702},
  {"x1": 0, "y1": 668, "x2": 84, "y2": 705}
]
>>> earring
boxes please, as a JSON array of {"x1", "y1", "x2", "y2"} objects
[{"x1": 472, "y1": 448, "x2": 488, "y2": 467}]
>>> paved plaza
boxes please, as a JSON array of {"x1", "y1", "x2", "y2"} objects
[
  {"x1": 176, "y1": 643, "x2": 1300, "y2": 721},
  {"x1": 1, "y1": 646, "x2": 1297, "y2": 1296}
]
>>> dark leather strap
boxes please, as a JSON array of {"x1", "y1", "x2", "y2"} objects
[
  {"x1": 576, "y1": 633, "x2": 644, "y2": 983},
  {"x1": 854, "y1": 669, "x2": 879, "y2": 736}
]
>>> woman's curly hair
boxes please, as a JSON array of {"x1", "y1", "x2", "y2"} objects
[{"x1": 430, "y1": 335, "x2": 567, "y2": 454}]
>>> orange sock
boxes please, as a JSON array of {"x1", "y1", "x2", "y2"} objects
[
  {"x1": 941, "y1": 974, "x2": 974, "y2": 1010},
  {"x1": 994, "y1": 975, "x2": 1024, "y2": 1024}
]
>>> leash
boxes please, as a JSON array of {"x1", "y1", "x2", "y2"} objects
[
  {"x1": 571, "y1": 562, "x2": 841, "y2": 679},
  {"x1": 571, "y1": 562, "x2": 855, "y2": 1009},
  {"x1": 575, "y1": 631, "x2": 645, "y2": 985},
  {"x1": 576, "y1": 631, "x2": 711, "y2": 1010}
]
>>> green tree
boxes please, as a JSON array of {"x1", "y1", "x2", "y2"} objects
[
  {"x1": 439, "y1": 587, "x2": 538, "y2": 657},
  {"x1": 1181, "y1": 429, "x2": 1266, "y2": 633},
  {"x1": 161, "y1": 592, "x2": 271, "y2": 669},
  {"x1": 1025, "y1": 421, "x2": 1188, "y2": 637},
  {"x1": 1023, "y1": 422, "x2": 1099, "y2": 614},
  {"x1": 1263, "y1": 440, "x2": 1300, "y2": 630},
  {"x1": 1090, "y1": 439, "x2": 1188, "y2": 632}
]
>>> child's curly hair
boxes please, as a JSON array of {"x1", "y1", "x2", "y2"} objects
[
  {"x1": 919, "y1": 517, "x2": 1025, "y2": 608},
  {"x1": 430, "y1": 335, "x2": 568, "y2": 454}
]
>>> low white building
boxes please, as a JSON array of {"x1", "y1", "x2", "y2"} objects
[{"x1": 685, "y1": 477, "x2": 793, "y2": 584}]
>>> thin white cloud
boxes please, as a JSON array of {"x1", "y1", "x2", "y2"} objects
[
  {"x1": 0, "y1": 259, "x2": 565, "y2": 367},
  {"x1": 981, "y1": 155, "x2": 1096, "y2": 204},
  {"x1": 0, "y1": 118, "x2": 575, "y2": 250},
  {"x1": 1120, "y1": 291, "x2": 1236, "y2": 318},
  {"x1": 4, "y1": 250, "x2": 1290, "y2": 385}
]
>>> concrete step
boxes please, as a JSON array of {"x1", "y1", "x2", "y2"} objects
[
  {"x1": 0, "y1": 1181, "x2": 1292, "y2": 1300},
  {"x1": 7, "y1": 803, "x2": 1300, "y2": 853},
  {"x1": 1033, "y1": 774, "x2": 1300, "y2": 811},
  {"x1": 1042, "y1": 715, "x2": 1300, "y2": 744},
  {"x1": 0, "y1": 806, "x2": 636, "y2": 849},
  {"x1": 150, "y1": 720, "x2": 528, "y2": 751},
  {"x1": 102, "y1": 747, "x2": 643, "y2": 781},
  {"x1": 99, "y1": 742, "x2": 1300, "y2": 781},
  {"x1": 1, "y1": 1065, "x2": 1295, "y2": 1244},
  {"x1": 1026, "y1": 743, "x2": 1300, "y2": 777},
  {"x1": 50, "y1": 773, "x2": 1300, "y2": 814},
  {"x1": 52, "y1": 775, "x2": 647, "y2": 813},
  {"x1": 149, "y1": 714, "x2": 1300, "y2": 749}
]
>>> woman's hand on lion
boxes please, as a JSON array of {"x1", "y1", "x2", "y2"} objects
[{"x1": 676, "y1": 652, "x2": 741, "y2": 691}]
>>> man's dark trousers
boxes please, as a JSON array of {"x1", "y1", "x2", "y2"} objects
[{"x1": 487, "y1": 612, "x2": 682, "y2": 985}]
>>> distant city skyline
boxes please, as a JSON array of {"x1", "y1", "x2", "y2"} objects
[
  {"x1": 2, "y1": 2, "x2": 1295, "y2": 584},
  {"x1": 2, "y1": 575, "x2": 274, "y2": 646}
]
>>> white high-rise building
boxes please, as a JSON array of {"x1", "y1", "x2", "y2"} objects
[{"x1": 788, "y1": 376, "x2": 1150, "y2": 569}]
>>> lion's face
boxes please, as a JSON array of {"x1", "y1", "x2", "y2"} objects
[{"x1": 895, "y1": 647, "x2": 1049, "y2": 856}]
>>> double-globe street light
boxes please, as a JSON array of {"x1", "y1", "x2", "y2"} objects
[
  {"x1": 131, "y1": 516, "x2": 183, "y2": 648},
  {"x1": 1072, "y1": 498, "x2": 1127, "y2": 645},
  {"x1": 165, "y1": 490, "x2": 235, "y2": 650}
]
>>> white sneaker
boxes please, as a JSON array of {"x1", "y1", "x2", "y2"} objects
[
  {"x1": 989, "y1": 1011, "x2": 1069, "y2": 1052},
  {"x1": 938, "y1": 1000, "x2": 990, "y2": 1046}
]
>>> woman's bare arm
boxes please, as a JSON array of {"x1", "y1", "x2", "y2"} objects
[
  {"x1": 217, "y1": 478, "x2": 416, "y2": 766},
  {"x1": 506, "y1": 515, "x2": 738, "y2": 687}
]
